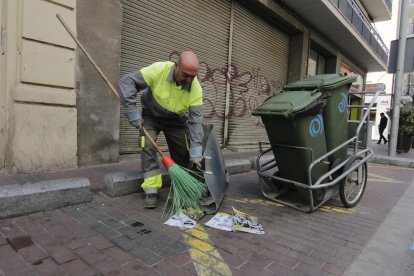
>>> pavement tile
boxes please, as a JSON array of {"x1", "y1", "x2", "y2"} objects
[
  {"x1": 0, "y1": 238, "x2": 7, "y2": 246},
  {"x1": 322, "y1": 263, "x2": 346, "y2": 275},
  {"x1": 50, "y1": 246, "x2": 77, "y2": 264},
  {"x1": 32, "y1": 257, "x2": 66, "y2": 275},
  {"x1": 0, "y1": 223, "x2": 24, "y2": 238},
  {"x1": 154, "y1": 260, "x2": 193, "y2": 276},
  {"x1": 239, "y1": 261, "x2": 275, "y2": 276},
  {"x1": 0, "y1": 256, "x2": 34, "y2": 275},
  {"x1": 109, "y1": 235, "x2": 135, "y2": 251},
  {"x1": 0, "y1": 244, "x2": 18, "y2": 261},
  {"x1": 101, "y1": 217, "x2": 126, "y2": 229},
  {"x1": 66, "y1": 238, "x2": 86, "y2": 250},
  {"x1": 87, "y1": 234, "x2": 114, "y2": 251},
  {"x1": 18, "y1": 244, "x2": 48, "y2": 264},
  {"x1": 62, "y1": 259, "x2": 95, "y2": 276},
  {"x1": 102, "y1": 246, "x2": 135, "y2": 265},
  {"x1": 92, "y1": 257, "x2": 124, "y2": 275},
  {"x1": 167, "y1": 252, "x2": 192, "y2": 267},
  {"x1": 129, "y1": 246, "x2": 163, "y2": 265},
  {"x1": 295, "y1": 262, "x2": 324, "y2": 276},
  {"x1": 228, "y1": 266, "x2": 252, "y2": 276},
  {"x1": 122, "y1": 259, "x2": 160, "y2": 275},
  {"x1": 266, "y1": 262, "x2": 304, "y2": 276},
  {"x1": 90, "y1": 223, "x2": 120, "y2": 238},
  {"x1": 75, "y1": 245, "x2": 107, "y2": 265}
]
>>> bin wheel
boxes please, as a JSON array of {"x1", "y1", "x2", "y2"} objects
[{"x1": 339, "y1": 156, "x2": 367, "y2": 208}]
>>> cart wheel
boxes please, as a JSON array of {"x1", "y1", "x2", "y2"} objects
[{"x1": 339, "y1": 156, "x2": 367, "y2": 208}]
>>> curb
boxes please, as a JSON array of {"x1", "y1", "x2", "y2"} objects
[
  {"x1": 369, "y1": 154, "x2": 414, "y2": 168},
  {"x1": 0, "y1": 178, "x2": 91, "y2": 219}
]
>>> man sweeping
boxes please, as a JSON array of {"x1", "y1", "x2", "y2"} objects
[{"x1": 119, "y1": 51, "x2": 204, "y2": 209}]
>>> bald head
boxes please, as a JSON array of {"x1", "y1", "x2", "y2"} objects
[{"x1": 175, "y1": 51, "x2": 199, "y2": 86}]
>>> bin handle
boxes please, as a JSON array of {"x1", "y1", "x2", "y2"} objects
[{"x1": 310, "y1": 89, "x2": 319, "y2": 96}]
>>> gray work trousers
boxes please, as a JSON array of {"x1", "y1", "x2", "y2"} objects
[{"x1": 141, "y1": 116, "x2": 190, "y2": 190}]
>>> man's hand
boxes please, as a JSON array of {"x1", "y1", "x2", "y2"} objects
[
  {"x1": 189, "y1": 157, "x2": 202, "y2": 169},
  {"x1": 130, "y1": 118, "x2": 143, "y2": 131},
  {"x1": 189, "y1": 146, "x2": 203, "y2": 169}
]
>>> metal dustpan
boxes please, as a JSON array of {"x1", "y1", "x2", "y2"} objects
[{"x1": 200, "y1": 124, "x2": 229, "y2": 214}]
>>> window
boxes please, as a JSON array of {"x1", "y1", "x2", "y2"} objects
[{"x1": 307, "y1": 49, "x2": 327, "y2": 76}]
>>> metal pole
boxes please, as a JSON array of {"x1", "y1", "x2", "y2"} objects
[{"x1": 389, "y1": 0, "x2": 409, "y2": 156}]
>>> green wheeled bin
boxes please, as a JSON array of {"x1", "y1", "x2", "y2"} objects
[
  {"x1": 252, "y1": 90, "x2": 329, "y2": 204},
  {"x1": 285, "y1": 74, "x2": 356, "y2": 167}
]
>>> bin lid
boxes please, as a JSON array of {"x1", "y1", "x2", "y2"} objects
[
  {"x1": 284, "y1": 74, "x2": 356, "y2": 91},
  {"x1": 252, "y1": 90, "x2": 323, "y2": 118}
]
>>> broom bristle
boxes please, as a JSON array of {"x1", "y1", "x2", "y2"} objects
[{"x1": 168, "y1": 163, "x2": 207, "y2": 215}]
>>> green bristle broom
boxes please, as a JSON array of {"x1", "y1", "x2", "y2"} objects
[{"x1": 57, "y1": 14, "x2": 208, "y2": 215}]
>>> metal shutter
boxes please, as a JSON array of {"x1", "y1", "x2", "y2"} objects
[
  {"x1": 226, "y1": 2, "x2": 289, "y2": 151},
  {"x1": 120, "y1": 0, "x2": 231, "y2": 154}
]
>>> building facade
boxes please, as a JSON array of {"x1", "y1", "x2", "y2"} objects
[{"x1": 0, "y1": 0, "x2": 391, "y2": 173}]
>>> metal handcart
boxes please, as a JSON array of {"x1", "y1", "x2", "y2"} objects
[{"x1": 256, "y1": 90, "x2": 383, "y2": 213}]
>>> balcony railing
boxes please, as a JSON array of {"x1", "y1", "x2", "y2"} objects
[{"x1": 330, "y1": 0, "x2": 389, "y2": 64}]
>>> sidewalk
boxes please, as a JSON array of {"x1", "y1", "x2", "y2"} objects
[{"x1": 0, "y1": 147, "x2": 414, "y2": 275}]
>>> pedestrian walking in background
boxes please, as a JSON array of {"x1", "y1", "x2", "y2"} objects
[
  {"x1": 118, "y1": 51, "x2": 204, "y2": 209},
  {"x1": 377, "y1": 112, "x2": 388, "y2": 144}
]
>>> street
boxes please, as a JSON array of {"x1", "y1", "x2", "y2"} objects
[{"x1": 1, "y1": 163, "x2": 413, "y2": 275}]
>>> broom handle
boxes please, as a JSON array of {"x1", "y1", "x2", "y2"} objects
[{"x1": 56, "y1": 14, "x2": 164, "y2": 157}]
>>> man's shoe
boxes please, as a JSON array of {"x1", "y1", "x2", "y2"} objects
[
  {"x1": 377, "y1": 141, "x2": 381, "y2": 144},
  {"x1": 144, "y1": 193, "x2": 158, "y2": 209},
  {"x1": 384, "y1": 140, "x2": 388, "y2": 144}
]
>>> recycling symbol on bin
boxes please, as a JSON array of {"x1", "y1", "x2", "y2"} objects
[
  {"x1": 309, "y1": 114, "x2": 324, "y2": 137},
  {"x1": 338, "y1": 92, "x2": 347, "y2": 113}
]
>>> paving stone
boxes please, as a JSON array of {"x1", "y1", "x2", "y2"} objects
[
  {"x1": 266, "y1": 262, "x2": 302, "y2": 276},
  {"x1": 62, "y1": 259, "x2": 95, "y2": 276},
  {"x1": 50, "y1": 246, "x2": 77, "y2": 264},
  {"x1": 66, "y1": 239, "x2": 86, "y2": 250},
  {"x1": 117, "y1": 226, "x2": 140, "y2": 240},
  {"x1": 129, "y1": 246, "x2": 163, "y2": 265},
  {"x1": 156, "y1": 246, "x2": 177, "y2": 258},
  {"x1": 0, "y1": 256, "x2": 33, "y2": 275},
  {"x1": 75, "y1": 245, "x2": 107, "y2": 265},
  {"x1": 295, "y1": 262, "x2": 323, "y2": 275},
  {"x1": 32, "y1": 258, "x2": 66, "y2": 275},
  {"x1": 167, "y1": 252, "x2": 191, "y2": 267},
  {"x1": 322, "y1": 263, "x2": 346, "y2": 275},
  {"x1": 18, "y1": 244, "x2": 48, "y2": 264},
  {"x1": 101, "y1": 217, "x2": 125, "y2": 229},
  {"x1": 110, "y1": 236, "x2": 135, "y2": 251},
  {"x1": 91, "y1": 223, "x2": 120, "y2": 238},
  {"x1": 0, "y1": 245, "x2": 18, "y2": 261},
  {"x1": 92, "y1": 258, "x2": 124, "y2": 275},
  {"x1": 154, "y1": 260, "x2": 193, "y2": 276},
  {"x1": 163, "y1": 240, "x2": 188, "y2": 252},
  {"x1": 0, "y1": 238, "x2": 7, "y2": 246},
  {"x1": 103, "y1": 246, "x2": 135, "y2": 265},
  {"x1": 122, "y1": 259, "x2": 160, "y2": 275},
  {"x1": 0, "y1": 223, "x2": 24, "y2": 238},
  {"x1": 82, "y1": 206, "x2": 109, "y2": 220},
  {"x1": 88, "y1": 235, "x2": 114, "y2": 251}
]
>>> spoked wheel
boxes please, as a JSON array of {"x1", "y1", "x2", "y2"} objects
[{"x1": 339, "y1": 156, "x2": 367, "y2": 208}]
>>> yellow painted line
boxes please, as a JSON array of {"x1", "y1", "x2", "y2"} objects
[
  {"x1": 368, "y1": 173, "x2": 403, "y2": 184},
  {"x1": 183, "y1": 224, "x2": 232, "y2": 276},
  {"x1": 319, "y1": 205, "x2": 355, "y2": 214},
  {"x1": 230, "y1": 197, "x2": 368, "y2": 215},
  {"x1": 228, "y1": 197, "x2": 284, "y2": 207}
]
